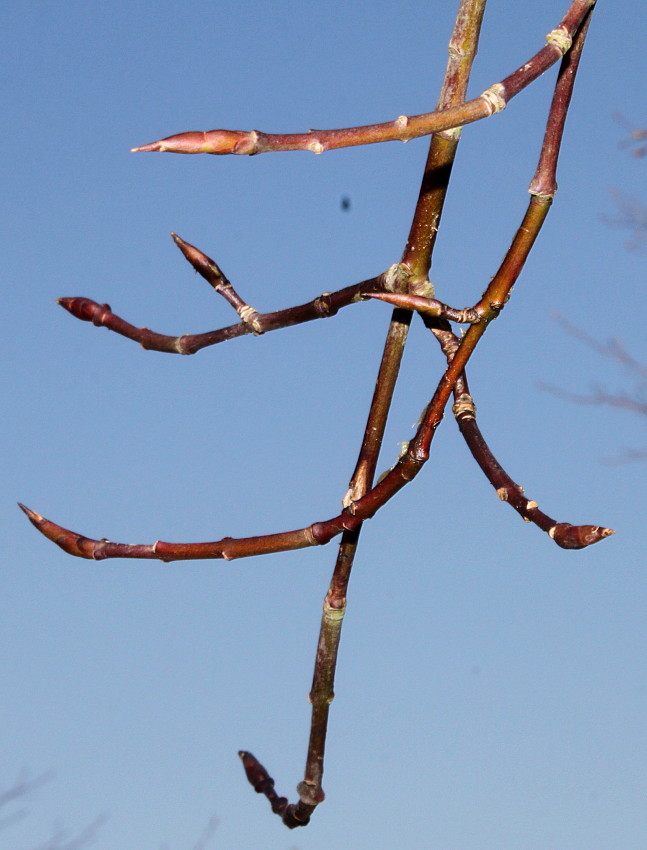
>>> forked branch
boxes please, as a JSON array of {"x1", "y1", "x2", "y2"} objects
[
  {"x1": 21, "y1": 0, "x2": 612, "y2": 833},
  {"x1": 56, "y1": 242, "x2": 410, "y2": 355},
  {"x1": 21, "y1": 8, "x2": 611, "y2": 565}
]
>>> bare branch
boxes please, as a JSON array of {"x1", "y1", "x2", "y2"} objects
[
  {"x1": 22, "y1": 0, "x2": 613, "y2": 833},
  {"x1": 605, "y1": 189, "x2": 647, "y2": 251},
  {"x1": 56, "y1": 265, "x2": 402, "y2": 355},
  {"x1": 131, "y1": 1, "x2": 592, "y2": 158},
  {"x1": 425, "y1": 321, "x2": 614, "y2": 548},
  {"x1": 553, "y1": 314, "x2": 647, "y2": 380}
]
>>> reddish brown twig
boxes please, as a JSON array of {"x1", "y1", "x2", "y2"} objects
[
  {"x1": 528, "y1": 0, "x2": 593, "y2": 197},
  {"x1": 427, "y1": 321, "x2": 614, "y2": 548},
  {"x1": 457, "y1": 385, "x2": 614, "y2": 548},
  {"x1": 171, "y1": 233, "x2": 263, "y2": 332},
  {"x1": 56, "y1": 263, "x2": 407, "y2": 355},
  {"x1": 237, "y1": 751, "x2": 312, "y2": 828},
  {"x1": 131, "y1": 1, "x2": 592, "y2": 158},
  {"x1": 459, "y1": 416, "x2": 613, "y2": 547},
  {"x1": 366, "y1": 291, "x2": 479, "y2": 323}
]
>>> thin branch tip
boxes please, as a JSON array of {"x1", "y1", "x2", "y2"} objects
[{"x1": 18, "y1": 502, "x2": 40, "y2": 523}]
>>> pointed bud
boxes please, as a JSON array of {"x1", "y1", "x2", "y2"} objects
[
  {"x1": 132, "y1": 129, "x2": 254, "y2": 155},
  {"x1": 171, "y1": 233, "x2": 227, "y2": 288},
  {"x1": 18, "y1": 503, "x2": 96, "y2": 558},
  {"x1": 549, "y1": 523, "x2": 615, "y2": 550}
]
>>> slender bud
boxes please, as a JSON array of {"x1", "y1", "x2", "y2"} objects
[{"x1": 132, "y1": 129, "x2": 253, "y2": 155}]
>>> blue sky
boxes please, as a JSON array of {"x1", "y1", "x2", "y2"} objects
[{"x1": 3, "y1": 2, "x2": 647, "y2": 848}]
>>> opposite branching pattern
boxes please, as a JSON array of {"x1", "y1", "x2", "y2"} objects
[{"x1": 21, "y1": 0, "x2": 612, "y2": 829}]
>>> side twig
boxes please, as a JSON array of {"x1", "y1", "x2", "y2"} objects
[
  {"x1": 429, "y1": 320, "x2": 614, "y2": 548},
  {"x1": 56, "y1": 262, "x2": 408, "y2": 355},
  {"x1": 131, "y1": 1, "x2": 592, "y2": 158}
]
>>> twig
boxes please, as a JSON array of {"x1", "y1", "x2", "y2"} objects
[
  {"x1": 56, "y1": 264, "x2": 408, "y2": 355},
  {"x1": 430, "y1": 321, "x2": 615, "y2": 547},
  {"x1": 171, "y1": 233, "x2": 263, "y2": 332},
  {"x1": 366, "y1": 291, "x2": 479, "y2": 323},
  {"x1": 130, "y1": 2, "x2": 591, "y2": 159}
]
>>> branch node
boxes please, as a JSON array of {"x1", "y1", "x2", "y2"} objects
[
  {"x1": 323, "y1": 597, "x2": 346, "y2": 622},
  {"x1": 545, "y1": 27, "x2": 573, "y2": 55},
  {"x1": 174, "y1": 334, "x2": 193, "y2": 355},
  {"x1": 303, "y1": 525, "x2": 318, "y2": 547},
  {"x1": 480, "y1": 83, "x2": 507, "y2": 115},
  {"x1": 244, "y1": 130, "x2": 260, "y2": 153},
  {"x1": 382, "y1": 263, "x2": 410, "y2": 293},
  {"x1": 296, "y1": 780, "x2": 326, "y2": 806},
  {"x1": 408, "y1": 277, "x2": 435, "y2": 299},
  {"x1": 313, "y1": 292, "x2": 333, "y2": 317},
  {"x1": 452, "y1": 393, "x2": 476, "y2": 420},
  {"x1": 237, "y1": 304, "x2": 264, "y2": 333}
]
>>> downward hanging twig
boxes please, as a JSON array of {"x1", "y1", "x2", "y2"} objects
[{"x1": 428, "y1": 319, "x2": 614, "y2": 548}]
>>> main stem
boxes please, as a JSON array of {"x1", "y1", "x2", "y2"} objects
[
  {"x1": 290, "y1": 0, "x2": 488, "y2": 826},
  {"x1": 293, "y1": 309, "x2": 412, "y2": 824}
]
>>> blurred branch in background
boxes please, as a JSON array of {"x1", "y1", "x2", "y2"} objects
[
  {"x1": 615, "y1": 112, "x2": 647, "y2": 158},
  {"x1": 605, "y1": 115, "x2": 647, "y2": 250},
  {"x1": 546, "y1": 116, "x2": 647, "y2": 459},
  {"x1": 0, "y1": 773, "x2": 106, "y2": 850},
  {"x1": 605, "y1": 189, "x2": 647, "y2": 251},
  {"x1": 1, "y1": 772, "x2": 219, "y2": 850},
  {"x1": 540, "y1": 316, "x2": 647, "y2": 461}
]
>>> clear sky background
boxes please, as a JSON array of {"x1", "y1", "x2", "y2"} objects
[{"x1": 3, "y1": 2, "x2": 647, "y2": 848}]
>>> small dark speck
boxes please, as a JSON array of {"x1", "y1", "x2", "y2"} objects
[{"x1": 341, "y1": 195, "x2": 351, "y2": 211}]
